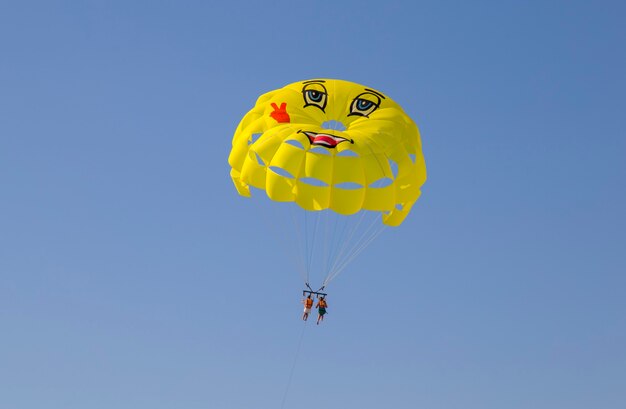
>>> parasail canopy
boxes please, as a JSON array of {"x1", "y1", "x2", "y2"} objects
[{"x1": 229, "y1": 79, "x2": 426, "y2": 227}]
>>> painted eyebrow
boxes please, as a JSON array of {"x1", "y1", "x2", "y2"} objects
[
  {"x1": 302, "y1": 79, "x2": 327, "y2": 84},
  {"x1": 363, "y1": 88, "x2": 386, "y2": 99}
]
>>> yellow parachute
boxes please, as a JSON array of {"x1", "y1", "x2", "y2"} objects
[{"x1": 229, "y1": 79, "x2": 426, "y2": 286}]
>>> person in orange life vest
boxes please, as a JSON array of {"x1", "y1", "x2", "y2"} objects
[
  {"x1": 302, "y1": 294, "x2": 314, "y2": 321},
  {"x1": 316, "y1": 296, "x2": 328, "y2": 325}
]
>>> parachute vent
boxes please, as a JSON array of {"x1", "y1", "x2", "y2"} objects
[
  {"x1": 369, "y1": 178, "x2": 393, "y2": 188},
  {"x1": 249, "y1": 132, "x2": 262, "y2": 145},
  {"x1": 309, "y1": 147, "x2": 331, "y2": 155},
  {"x1": 321, "y1": 120, "x2": 347, "y2": 131},
  {"x1": 285, "y1": 139, "x2": 305, "y2": 149},
  {"x1": 335, "y1": 182, "x2": 363, "y2": 190},
  {"x1": 337, "y1": 150, "x2": 359, "y2": 157},
  {"x1": 299, "y1": 177, "x2": 328, "y2": 187},
  {"x1": 254, "y1": 152, "x2": 266, "y2": 166},
  {"x1": 270, "y1": 166, "x2": 295, "y2": 179},
  {"x1": 388, "y1": 158, "x2": 399, "y2": 179}
]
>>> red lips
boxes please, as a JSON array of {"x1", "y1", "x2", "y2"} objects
[{"x1": 301, "y1": 131, "x2": 352, "y2": 148}]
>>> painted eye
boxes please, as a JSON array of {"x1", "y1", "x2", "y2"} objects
[
  {"x1": 349, "y1": 93, "x2": 381, "y2": 117},
  {"x1": 307, "y1": 90, "x2": 323, "y2": 102},
  {"x1": 356, "y1": 99, "x2": 374, "y2": 110},
  {"x1": 302, "y1": 83, "x2": 328, "y2": 112}
]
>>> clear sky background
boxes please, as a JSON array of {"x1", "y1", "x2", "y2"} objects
[{"x1": 1, "y1": 1, "x2": 625, "y2": 408}]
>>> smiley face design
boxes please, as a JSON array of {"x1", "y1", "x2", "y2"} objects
[{"x1": 228, "y1": 79, "x2": 427, "y2": 226}]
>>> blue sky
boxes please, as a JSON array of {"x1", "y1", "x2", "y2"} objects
[{"x1": 1, "y1": 1, "x2": 625, "y2": 408}]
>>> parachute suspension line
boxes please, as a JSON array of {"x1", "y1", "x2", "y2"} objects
[
  {"x1": 325, "y1": 211, "x2": 351, "y2": 278},
  {"x1": 322, "y1": 212, "x2": 363, "y2": 286},
  {"x1": 307, "y1": 209, "x2": 323, "y2": 279},
  {"x1": 322, "y1": 208, "x2": 371, "y2": 285},
  {"x1": 343, "y1": 214, "x2": 386, "y2": 266},
  {"x1": 344, "y1": 212, "x2": 386, "y2": 263},
  {"x1": 303, "y1": 210, "x2": 310, "y2": 283},
  {"x1": 322, "y1": 210, "x2": 349, "y2": 285},
  {"x1": 324, "y1": 211, "x2": 387, "y2": 286},
  {"x1": 279, "y1": 320, "x2": 308, "y2": 409},
  {"x1": 303, "y1": 210, "x2": 313, "y2": 284},
  {"x1": 326, "y1": 222, "x2": 387, "y2": 283},
  {"x1": 328, "y1": 210, "x2": 367, "y2": 270},
  {"x1": 323, "y1": 212, "x2": 339, "y2": 276},
  {"x1": 319, "y1": 211, "x2": 329, "y2": 286},
  {"x1": 321, "y1": 213, "x2": 328, "y2": 278}
]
